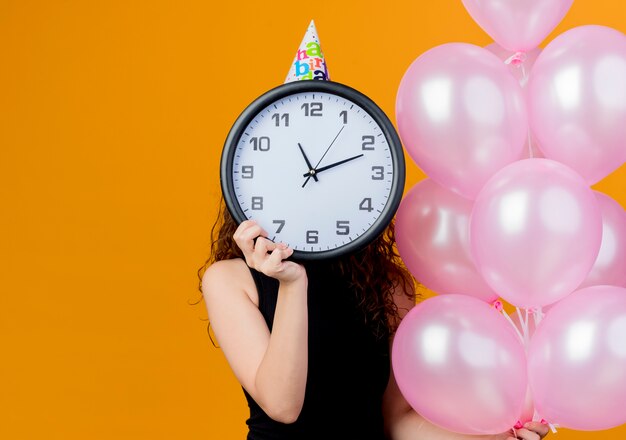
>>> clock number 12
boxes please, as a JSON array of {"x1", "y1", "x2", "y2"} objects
[{"x1": 301, "y1": 102, "x2": 323, "y2": 117}]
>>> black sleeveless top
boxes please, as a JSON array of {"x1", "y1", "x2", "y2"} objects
[{"x1": 243, "y1": 260, "x2": 390, "y2": 440}]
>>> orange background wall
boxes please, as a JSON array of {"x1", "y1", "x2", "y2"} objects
[{"x1": 1, "y1": 0, "x2": 624, "y2": 438}]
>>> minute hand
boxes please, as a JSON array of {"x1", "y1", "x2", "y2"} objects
[{"x1": 303, "y1": 154, "x2": 364, "y2": 177}]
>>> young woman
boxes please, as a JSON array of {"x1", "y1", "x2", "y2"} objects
[{"x1": 198, "y1": 201, "x2": 550, "y2": 440}]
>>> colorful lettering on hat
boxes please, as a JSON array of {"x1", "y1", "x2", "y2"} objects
[{"x1": 284, "y1": 20, "x2": 330, "y2": 83}]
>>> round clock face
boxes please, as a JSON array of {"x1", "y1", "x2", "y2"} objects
[{"x1": 221, "y1": 80, "x2": 405, "y2": 260}]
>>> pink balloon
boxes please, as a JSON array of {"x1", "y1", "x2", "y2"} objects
[
  {"x1": 528, "y1": 25, "x2": 626, "y2": 184},
  {"x1": 470, "y1": 158, "x2": 603, "y2": 309},
  {"x1": 528, "y1": 285, "x2": 626, "y2": 430},
  {"x1": 395, "y1": 178, "x2": 498, "y2": 303},
  {"x1": 578, "y1": 191, "x2": 626, "y2": 289},
  {"x1": 392, "y1": 294, "x2": 527, "y2": 435},
  {"x1": 396, "y1": 43, "x2": 528, "y2": 200},
  {"x1": 461, "y1": 0, "x2": 573, "y2": 52}
]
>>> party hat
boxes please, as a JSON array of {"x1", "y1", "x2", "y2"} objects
[{"x1": 284, "y1": 20, "x2": 330, "y2": 83}]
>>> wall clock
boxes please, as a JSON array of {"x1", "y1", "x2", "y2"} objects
[{"x1": 220, "y1": 80, "x2": 405, "y2": 260}]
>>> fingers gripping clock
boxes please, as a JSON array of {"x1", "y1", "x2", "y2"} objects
[{"x1": 220, "y1": 80, "x2": 406, "y2": 260}]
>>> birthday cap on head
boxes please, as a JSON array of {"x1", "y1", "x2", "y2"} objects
[{"x1": 285, "y1": 20, "x2": 330, "y2": 83}]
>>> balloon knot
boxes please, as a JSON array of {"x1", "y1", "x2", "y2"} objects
[{"x1": 504, "y1": 51, "x2": 527, "y2": 66}]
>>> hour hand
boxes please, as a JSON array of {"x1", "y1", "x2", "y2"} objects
[{"x1": 297, "y1": 143, "x2": 318, "y2": 182}]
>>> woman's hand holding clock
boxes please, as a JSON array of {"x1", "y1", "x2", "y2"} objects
[{"x1": 233, "y1": 219, "x2": 306, "y2": 285}]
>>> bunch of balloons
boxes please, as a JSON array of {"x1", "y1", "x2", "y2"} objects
[{"x1": 392, "y1": 0, "x2": 626, "y2": 435}]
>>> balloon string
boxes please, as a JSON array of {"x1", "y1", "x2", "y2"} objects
[
  {"x1": 532, "y1": 307, "x2": 544, "y2": 327},
  {"x1": 530, "y1": 410, "x2": 560, "y2": 435},
  {"x1": 492, "y1": 301, "x2": 558, "y2": 434},
  {"x1": 520, "y1": 62, "x2": 529, "y2": 86},
  {"x1": 532, "y1": 409, "x2": 541, "y2": 422},
  {"x1": 543, "y1": 419, "x2": 560, "y2": 434},
  {"x1": 492, "y1": 300, "x2": 525, "y2": 346},
  {"x1": 548, "y1": 423, "x2": 560, "y2": 433},
  {"x1": 529, "y1": 310, "x2": 558, "y2": 435},
  {"x1": 526, "y1": 130, "x2": 533, "y2": 158},
  {"x1": 525, "y1": 308, "x2": 530, "y2": 330},
  {"x1": 515, "y1": 307, "x2": 530, "y2": 347}
]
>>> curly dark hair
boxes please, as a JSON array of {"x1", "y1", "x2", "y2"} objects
[{"x1": 194, "y1": 197, "x2": 419, "y2": 340}]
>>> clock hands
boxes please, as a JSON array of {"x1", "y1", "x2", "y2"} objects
[
  {"x1": 301, "y1": 154, "x2": 364, "y2": 177},
  {"x1": 302, "y1": 125, "x2": 345, "y2": 188},
  {"x1": 297, "y1": 143, "x2": 318, "y2": 182}
]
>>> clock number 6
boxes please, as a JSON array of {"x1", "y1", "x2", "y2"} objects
[{"x1": 306, "y1": 230, "x2": 319, "y2": 244}]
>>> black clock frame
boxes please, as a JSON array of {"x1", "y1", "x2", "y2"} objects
[{"x1": 220, "y1": 80, "x2": 406, "y2": 261}]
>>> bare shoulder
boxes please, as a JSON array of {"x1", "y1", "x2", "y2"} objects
[{"x1": 201, "y1": 258, "x2": 259, "y2": 306}]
